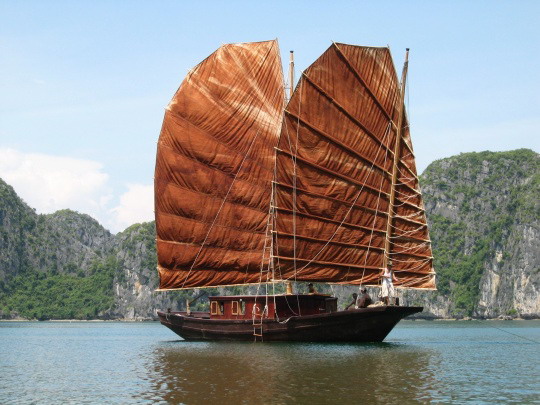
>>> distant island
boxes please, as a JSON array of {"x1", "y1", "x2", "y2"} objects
[{"x1": 0, "y1": 149, "x2": 538, "y2": 320}]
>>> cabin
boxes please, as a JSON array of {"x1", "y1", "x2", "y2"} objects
[{"x1": 207, "y1": 294, "x2": 338, "y2": 320}]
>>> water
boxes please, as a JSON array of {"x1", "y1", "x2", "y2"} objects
[{"x1": 1, "y1": 321, "x2": 538, "y2": 404}]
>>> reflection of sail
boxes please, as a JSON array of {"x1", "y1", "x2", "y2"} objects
[
  {"x1": 139, "y1": 342, "x2": 437, "y2": 403},
  {"x1": 155, "y1": 40, "x2": 285, "y2": 289},
  {"x1": 274, "y1": 43, "x2": 435, "y2": 289}
]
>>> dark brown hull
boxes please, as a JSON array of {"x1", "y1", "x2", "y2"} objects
[{"x1": 158, "y1": 306, "x2": 422, "y2": 342}]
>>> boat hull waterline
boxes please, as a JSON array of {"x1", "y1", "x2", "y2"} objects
[{"x1": 158, "y1": 306, "x2": 423, "y2": 342}]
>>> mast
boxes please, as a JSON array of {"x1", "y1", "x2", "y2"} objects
[
  {"x1": 284, "y1": 49, "x2": 294, "y2": 294},
  {"x1": 383, "y1": 48, "x2": 410, "y2": 270},
  {"x1": 289, "y1": 50, "x2": 295, "y2": 99}
]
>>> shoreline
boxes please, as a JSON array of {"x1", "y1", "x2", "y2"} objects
[
  {"x1": 1, "y1": 317, "x2": 538, "y2": 322},
  {"x1": 0, "y1": 318, "x2": 160, "y2": 322}
]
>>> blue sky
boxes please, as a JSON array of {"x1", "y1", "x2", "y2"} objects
[{"x1": 1, "y1": 1, "x2": 539, "y2": 232}]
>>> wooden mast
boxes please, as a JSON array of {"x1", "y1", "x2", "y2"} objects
[
  {"x1": 285, "y1": 49, "x2": 294, "y2": 294},
  {"x1": 289, "y1": 50, "x2": 295, "y2": 99},
  {"x1": 383, "y1": 48, "x2": 410, "y2": 270}
]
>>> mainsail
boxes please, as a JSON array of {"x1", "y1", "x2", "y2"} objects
[
  {"x1": 274, "y1": 43, "x2": 434, "y2": 289},
  {"x1": 155, "y1": 40, "x2": 435, "y2": 290}
]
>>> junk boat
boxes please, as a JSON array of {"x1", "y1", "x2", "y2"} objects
[
  {"x1": 158, "y1": 294, "x2": 422, "y2": 342},
  {"x1": 154, "y1": 40, "x2": 435, "y2": 342}
]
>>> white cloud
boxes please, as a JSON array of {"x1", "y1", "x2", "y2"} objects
[
  {"x1": 110, "y1": 183, "x2": 154, "y2": 232},
  {"x1": 0, "y1": 147, "x2": 112, "y2": 221},
  {"x1": 0, "y1": 148, "x2": 155, "y2": 234}
]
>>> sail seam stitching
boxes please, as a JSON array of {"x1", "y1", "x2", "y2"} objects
[
  {"x1": 302, "y1": 73, "x2": 394, "y2": 156},
  {"x1": 155, "y1": 179, "x2": 269, "y2": 215},
  {"x1": 283, "y1": 109, "x2": 392, "y2": 178},
  {"x1": 332, "y1": 42, "x2": 394, "y2": 121}
]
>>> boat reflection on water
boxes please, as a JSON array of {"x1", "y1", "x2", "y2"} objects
[{"x1": 136, "y1": 340, "x2": 440, "y2": 403}]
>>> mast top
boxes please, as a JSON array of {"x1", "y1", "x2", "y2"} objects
[{"x1": 288, "y1": 50, "x2": 295, "y2": 99}]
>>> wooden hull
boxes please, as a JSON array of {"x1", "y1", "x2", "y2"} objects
[{"x1": 158, "y1": 306, "x2": 422, "y2": 342}]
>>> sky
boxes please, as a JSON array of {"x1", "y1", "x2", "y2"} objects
[{"x1": 1, "y1": 0, "x2": 539, "y2": 233}]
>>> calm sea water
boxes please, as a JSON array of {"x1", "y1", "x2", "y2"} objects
[{"x1": 1, "y1": 320, "x2": 538, "y2": 404}]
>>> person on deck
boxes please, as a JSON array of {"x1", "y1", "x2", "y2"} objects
[
  {"x1": 345, "y1": 293, "x2": 358, "y2": 310},
  {"x1": 307, "y1": 283, "x2": 317, "y2": 294},
  {"x1": 357, "y1": 288, "x2": 372, "y2": 308},
  {"x1": 381, "y1": 261, "x2": 396, "y2": 305}
]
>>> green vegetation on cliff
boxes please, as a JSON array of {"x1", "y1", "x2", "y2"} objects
[
  {"x1": 421, "y1": 149, "x2": 539, "y2": 316},
  {"x1": 0, "y1": 178, "x2": 116, "y2": 319},
  {"x1": 0, "y1": 256, "x2": 118, "y2": 320}
]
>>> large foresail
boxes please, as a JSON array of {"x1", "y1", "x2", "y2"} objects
[
  {"x1": 155, "y1": 40, "x2": 285, "y2": 289},
  {"x1": 273, "y1": 43, "x2": 435, "y2": 289}
]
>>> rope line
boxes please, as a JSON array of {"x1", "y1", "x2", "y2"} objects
[
  {"x1": 284, "y1": 118, "x2": 392, "y2": 280},
  {"x1": 473, "y1": 319, "x2": 540, "y2": 344}
]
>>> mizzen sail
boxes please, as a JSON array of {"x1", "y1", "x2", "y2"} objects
[{"x1": 155, "y1": 40, "x2": 285, "y2": 289}]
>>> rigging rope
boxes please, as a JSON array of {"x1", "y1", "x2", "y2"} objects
[
  {"x1": 285, "y1": 115, "x2": 394, "y2": 280},
  {"x1": 253, "y1": 62, "x2": 304, "y2": 318},
  {"x1": 472, "y1": 319, "x2": 539, "y2": 345},
  {"x1": 279, "y1": 70, "x2": 304, "y2": 314}
]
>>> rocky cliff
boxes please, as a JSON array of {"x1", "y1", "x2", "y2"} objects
[
  {"x1": 403, "y1": 149, "x2": 539, "y2": 318},
  {"x1": 0, "y1": 149, "x2": 538, "y2": 320},
  {"x1": 0, "y1": 178, "x2": 114, "y2": 282},
  {"x1": 0, "y1": 178, "x2": 121, "y2": 319},
  {"x1": 108, "y1": 222, "x2": 185, "y2": 320}
]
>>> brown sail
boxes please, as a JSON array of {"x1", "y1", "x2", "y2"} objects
[
  {"x1": 155, "y1": 40, "x2": 435, "y2": 291},
  {"x1": 273, "y1": 43, "x2": 435, "y2": 289},
  {"x1": 155, "y1": 40, "x2": 434, "y2": 343},
  {"x1": 154, "y1": 40, "x2": 285, "y2": 289}
]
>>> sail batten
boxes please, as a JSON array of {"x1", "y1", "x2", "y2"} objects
[
  {"x1": 274, "y1": 231, "x2": 386, "y2": 251},
  {"x1": 274, "y1": 182, "x2": 390, "y2": 217},
  {"x1": 274, "y1": 208, "x2": 387, "y2": 235},
  {"x1": 283, "y1": 110, "x2": 393, "y2": 176},
  {"x1": 162, "y1": 110, "x2": 277, "y2": 175},
  {"x1": 276, "y1": 148, "x2": 390, "y2": 197},
  {"x1": 301, "y1": 74, "x2": 395, "y2": 155},
  {"x1": 333, "y1": 43, "x2": 394, "y2": 120}
]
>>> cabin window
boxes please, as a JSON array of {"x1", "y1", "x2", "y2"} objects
[
  {"x1": 239, "y1": 300, "x2": 245, "y2": 315},
  {"x1": 211, "y1": 301, "x2": 224, "y2": 315},
  {"x1": 231, "y1": 301, "x2": 246, "y2": 315},
  {"x1": 210, "y1": 301, "x2": 218, "y2": 315}
]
